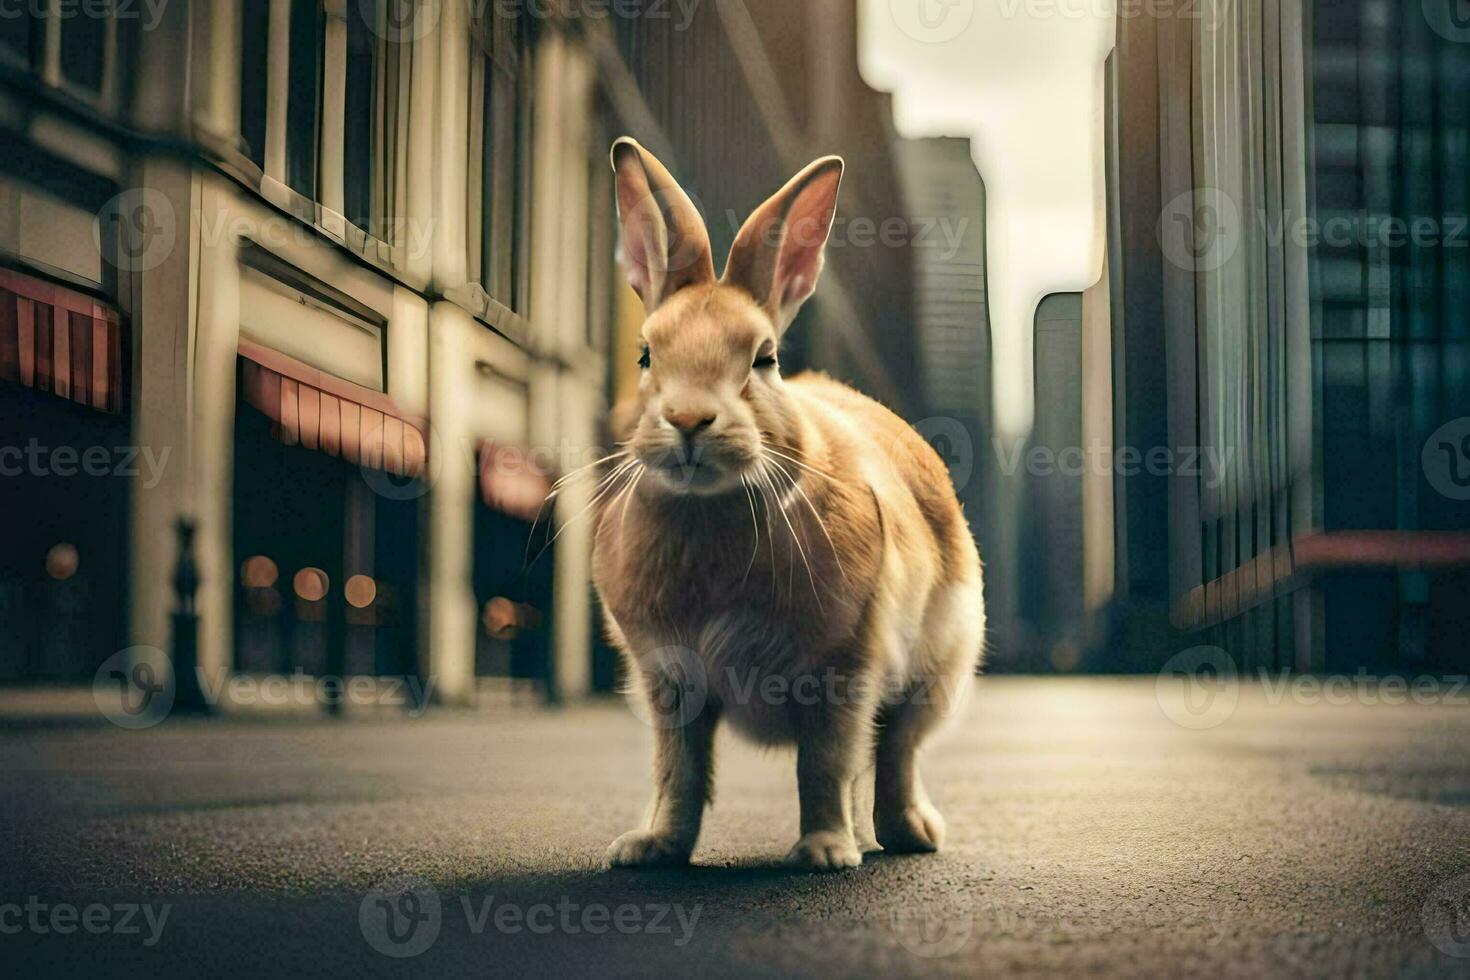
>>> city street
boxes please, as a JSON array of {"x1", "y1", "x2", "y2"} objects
[
  {"x1": 1, "y1": 2, "x2": 1467, "y2": 977},
  {"x1": 4, "y1": 677, "x2": 1470, "y2": 977}
]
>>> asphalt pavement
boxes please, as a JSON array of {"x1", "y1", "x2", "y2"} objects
[{"x1": 3, "y1": 676, "x2": 1470, "y2": 978}]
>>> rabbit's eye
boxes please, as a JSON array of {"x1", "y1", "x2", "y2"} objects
[
  {"x1": 638, "y1": 345, "x2": 651, "y2": 369},
  {"x1": 753, "y1": 354, "x2": 777, "y2": 370}
]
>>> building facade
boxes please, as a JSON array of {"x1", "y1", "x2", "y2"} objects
[
  {"x1": 0, "y1": 1, "x2": 928, "y2": 708},
  {"x1": 0, "y1": 1, "x2": 595, "y2": 706},
  {"x1": 1097, "y1": 0, "x2": 1470, "y2": 672},
  {"x1": 1308, "y1": 0, "x2": 1470, "y2": 672}
]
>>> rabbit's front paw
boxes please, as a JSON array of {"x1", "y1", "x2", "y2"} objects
[
  {"x1": 785, "y1": 831, "x2": 863, "y2": 871},
  {"x1": 604, "y1": 830, "x2": 691, "y2": 869},
  {"x1": 876, "y1": 800, "x2": 945, "y2": 853}
]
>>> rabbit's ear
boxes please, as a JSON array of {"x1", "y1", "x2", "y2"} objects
[
  {"x1": 723, "y1": 156, "x2": 844, "y2": 334},
  {"x1": 611, "y1": 137, "x2": 715, "y2": 313}
]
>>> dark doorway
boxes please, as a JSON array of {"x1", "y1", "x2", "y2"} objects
[
  {"x1": 473, "y1": 502, "x2": 553, "y2": 696},
  {"x1": 232, "y1": 396, "x2": 420, "y2": 692},
  {"x1": 0, "y1": 383, "x2": 130, "y2": 681}
]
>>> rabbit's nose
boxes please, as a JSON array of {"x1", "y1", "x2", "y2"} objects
[{"x1": 662, "y1": 406, "x2": 717, "y2": 439}]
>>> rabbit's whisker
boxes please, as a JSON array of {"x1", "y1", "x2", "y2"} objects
[
  {"x1": 550, "y1": 447, "x2": 632, "y2": 492},
  {"x1": 766, "y1": 454, "x2": 850, "y2": 588},
  {"x1": 756, "y1": 461, "x2": 811, "y2": 608},
  {"x1": 763, "y1": 446, "x2": 850, "y2": 488},
  {"x1": 525, "y1": 447, "x2": 634, "y2": 563},
  {"x1": 750, "y1": 465, "x2": 780, "y2": 605},
  {"x1": 528, "y1": 458, "x2": 641, "y2": 568},
  {"x1": 762, "y1": 457, "x2": 825, "y2": 609},
  {"x1": 615, "y1": 463, "x2": 645, "y2": 538},
  {"x1": 596, "y1": 455, "x2": 642, "y2": 494},
  {"x1": 739, "y1": 474, "x2": 761, "y2": 587}
]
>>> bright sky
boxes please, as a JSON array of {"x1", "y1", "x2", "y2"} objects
[{"x1": 858, "y1": 0, "x2": 1116, "y2": 436}]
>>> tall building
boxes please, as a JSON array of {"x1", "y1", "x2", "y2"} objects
[
  {"x1": 991, "y1": 286, "x2": 1115, "y2": 674},
  {"x1": 1309, "y1": 0, "x2": 1470, "y2": 671},
  {"x1": 0, "y1": 2, "x2": 926, "y2": 707},
  {"x1": 891, "y1": 136, "x2": 1005, "y2": 649},
  {"x1": 1025, "y1": 293, "x2": 1086, "y2": 669},
  {"x1": 604, "y1": 0, "x2": 919, "y2": 413},
  {"x1": 1098, "y1": 0, "x2": 1470, "y2": 671}
]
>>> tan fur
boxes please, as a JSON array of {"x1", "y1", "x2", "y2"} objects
[{"x1": 595, "y1": 139, "x2": 983, "y2": 871}]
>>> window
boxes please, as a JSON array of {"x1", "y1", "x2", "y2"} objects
[
  {"x1": 342, "y1": 0, "x2": 410, "y2": 243},
  {"x1": 242, "y1": 0, "x2": 411, "y2": 252},
  {"x1": 469, "y1": 8, "x2": 532, "y2": 314},
  {"x1": 0, "y1": 4, "x2": 38, "y2": 68},
  {"x1": 343, "y1": 0, "x2": 377, "y2": 231},
  {"x1": 0, "y1": 2, "x2": 122, "y2": 112},
  {"x1": 59, "y1": 5, "x2": 107, "y2": 94},
  {"x1": 240, "y1": 1, "x2": 271, "y2": 170},
  {"x1": 286, "y1": 0, "x2": 324, "y2": 199}
]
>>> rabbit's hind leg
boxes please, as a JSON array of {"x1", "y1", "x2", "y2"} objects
[
  {"x1": 873, "y1": 584, "x2": 981, "y2": 853},
  {"x1": 873, "y1": 693, "x2": 948, "y2": 853}
]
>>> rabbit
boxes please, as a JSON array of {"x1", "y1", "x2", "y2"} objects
[{"x1": 592, "y1": 137, "x2": 984, "y2": 871}]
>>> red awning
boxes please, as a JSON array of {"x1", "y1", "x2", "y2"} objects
[
  {"x1": 1174, "y1": 530, "x2": 1470, "y2": 630},
  {"x1": 478, "y1": 442, "x2": 553, "y2": 523},
  {"x1": 0, "y1": 267, "x2": 128, "y2": 413},
  {"x1": 238, "y1": 339, "x2": 427, "y2": 479}
]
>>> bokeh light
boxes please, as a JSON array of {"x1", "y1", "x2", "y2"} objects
[
  {"x1": 44, "y1": 543, "x2": 79, "y2": 581},
  {"x1": 241, "y1": 555, "x2": 279, "y2": 589},
  {"x1": 292, "y1": 567, "x2": 330, "y2": 602},
  {"x1": 344, "y1": 574, "x2": 377, "y2": 609}
]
